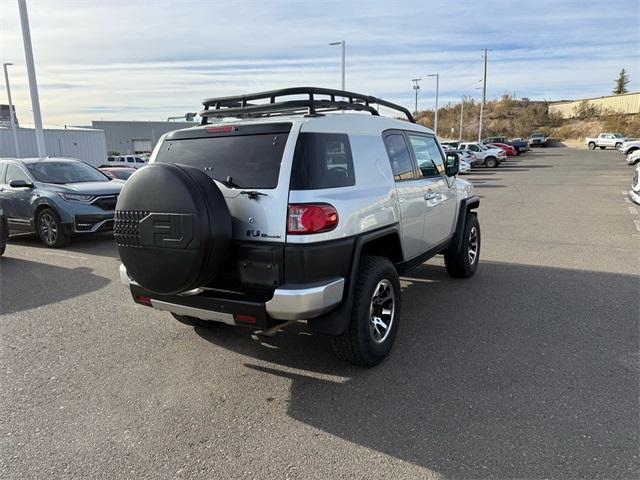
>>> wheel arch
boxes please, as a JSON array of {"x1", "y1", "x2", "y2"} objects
[
  {"x1": 307, "y1": 224, "x2": 402, "y2": 337},
  {"x1": 451, "y1": 196, "x2": 480, "y2": 254}
]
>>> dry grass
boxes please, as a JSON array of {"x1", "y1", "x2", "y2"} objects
[{"x1": 416, "y1": 95, "x2": 640, "y2": 140}]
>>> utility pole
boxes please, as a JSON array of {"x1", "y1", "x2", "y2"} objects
[
  {"x1": 18, "y1": 0, "x2": 46, "y2": 157},
  {"x1": 459, "y1": 98, "x2": 464, "y2": 142},
  {"x1": 411, "y1": 78, "x2": 421, "y2": 115},
  {"x1": 329, "y1": 40, "x2": 346, "y2": 90},
  {"x1": 3, "y1": 63, "x2": 20, "y2": 157},
  {"x1": 478, "y1": 48, "x2": 488, "y2": 142},
  {"x1": 427, "y1": 73, "x2": 439, "y2": 136}
]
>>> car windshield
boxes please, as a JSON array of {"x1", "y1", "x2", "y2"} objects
[
  {"x1": 614, "y1": 133, "x2": 624, "y2": 138},
  {"x1": 477, "y1": 144, "x2": 488, "y2": 151},
  {"x1": 26, "y1": 161, "x2": 109, "y2": 184}
]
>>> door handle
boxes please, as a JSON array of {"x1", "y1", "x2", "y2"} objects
[{"x1": 425, "y1": 191, "x2": 436, "y2": 200}]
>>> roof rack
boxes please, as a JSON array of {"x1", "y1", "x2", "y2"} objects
[{"x1": 199, "y1": 87, "x2": 415, "y2": 124}]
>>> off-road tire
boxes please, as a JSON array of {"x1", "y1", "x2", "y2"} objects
[
  {"x1": 37, "y1": 208, "x2": 70, "y2": 248},
  {"x1": 331, "y1": 256, "x2": 401, "y2": 366},
  {"x1": 171, "y1": 313, "x2": 222, "y2": 329},
  {"x1": 485, "y1": 157, "x2": 498, "y2": 168},
  {"x1": 445, "y1": 213, "x2": 480, "y2": 278},
  {"x1": 588, "y1": 142, "x2": 596, "y2": 150}
]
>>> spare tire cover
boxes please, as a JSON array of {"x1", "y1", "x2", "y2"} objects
[{"x1": 114, "y1": 163, "x2": 231, "y2": 295}]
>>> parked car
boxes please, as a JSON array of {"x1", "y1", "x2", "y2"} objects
[
  {"x1": 585, "y1": 133, "x2": 627, "y2": 150},
  {"x1": 626, "y1": 150, "x2": 640, "y2": 166},
  {"x1": 619, "y1": 140, "x2": 640, "y2": 155},
  {"x1": 528, "y1": 132, "x2": 547, "y2": 148},
  {"x1": 106, "y1": 155, "x2": 147, "y2": 169},
  {"x1": 115, "y1": 87, "x2": 480, "y2": 366},
  {"x1": 440, "y1": 141, "x2": 460, "y2": 150},
  {"x1": 488, "y1": 142, "x2": 517, "y2": 156},
  {"x1": 482, "y1": 136, "x2": 529, "y2": 154},
  {"x1": 629, "y1": 164, "x2": 640, "y2": 206},
  {"x1": 451, "y1": 149, "x2": 478, "y2": 165},
  {"x1": 459, "y1": 142, "x2": 506, "y2": 167},
  {"x1": 99, "y1": 166, "x2": 137, "y2": 181},
  {"x1": 459, "y1": 159, "x2": 471, "y2": 174},
  {"x1": 0, "y1": 157, "x2": 123, "y2": 247},
  {"x1": 0, "y1": 208, "x2": 8, "y2": 256}
]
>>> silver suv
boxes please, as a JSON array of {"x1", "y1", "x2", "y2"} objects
[{"x1": 116, "y1": 87, "x2": 480, "y2": 365}]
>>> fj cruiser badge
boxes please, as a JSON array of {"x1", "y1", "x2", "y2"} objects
[
  {"x1": 246, "y1": 229, "x2": 281, "y2": 239},
  {"x1": 139, "y1": 213, "x2": 195, "y2": 248}
]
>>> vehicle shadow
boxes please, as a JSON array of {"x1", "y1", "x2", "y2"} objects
[
  {"x1": 0, "y1": 257, "x2": 110, "y2": 314},
  {"x1": 194, "y1": 260, "x2": 639, "y2": 479},
  {"x1": 9, "y1": 232, "x2": 118, "y2": 258}
]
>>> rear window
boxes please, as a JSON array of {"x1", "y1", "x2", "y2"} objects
[
  {"x1": 155, "y1": 133, "x2": 288, "y2": 189},
  {"x1": 290, "y1": 133, "x2": 355, "y2": 190}
]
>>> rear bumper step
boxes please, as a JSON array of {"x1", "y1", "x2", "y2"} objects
[{"x1": 120, "y1": 264, "x2": 344, "y2": 324}]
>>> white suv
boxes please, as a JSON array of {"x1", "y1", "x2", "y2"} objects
[
  {"x1": 458, "y1": 142, "x2": 506, "y2": 168},
  {"x1": 106, "y1": 155, "x2": 147, "y2": 169},
  {"x1": 115, "y1": 87, "x2": 480, "y2": 366}
]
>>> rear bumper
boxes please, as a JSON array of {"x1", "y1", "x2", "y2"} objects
[{"x1": 119, "y1": 264, "x2": 344, "y2": 324}]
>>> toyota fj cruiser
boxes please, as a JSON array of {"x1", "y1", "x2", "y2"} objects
[{"x1": 116, "y1": 87, "x2": 480, "y2": 365}]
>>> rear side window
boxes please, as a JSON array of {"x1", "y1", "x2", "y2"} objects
[
  {"x1": 0, "y1": 163, "x2": 6, "y2": 183},
  {"x1": 383, "y1": 134, "x2": 415, "y2": 181},
  {"x1": 156, "y1": 133, "x2": 288, "y2": 189},
  {"x1": 290, "y1": 133, "x2": 355, "y2": 190}
]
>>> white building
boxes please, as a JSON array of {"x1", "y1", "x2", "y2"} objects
[{"x1": 0, "y1": 125, "x2": 107, "y2": 166}]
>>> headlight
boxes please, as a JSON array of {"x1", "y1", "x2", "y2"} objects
[{"x1": 57, "y1": 192, "x2": 95, "y2": 202}]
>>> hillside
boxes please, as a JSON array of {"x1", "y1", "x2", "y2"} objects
[{"x1": 414, "y1": 95, "x2": 640, "y2": 141}]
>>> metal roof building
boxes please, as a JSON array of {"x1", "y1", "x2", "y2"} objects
[
  {"x1": 0, "y1": 125, "x2": 107, "y2": 166},
  {"x1": 91, "y1": 120, "x2": 197, "y2": 155}
]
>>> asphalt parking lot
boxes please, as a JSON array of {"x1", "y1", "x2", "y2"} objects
[{"x1": 1, "y1": 148, "x2": 638, "y2": 480}]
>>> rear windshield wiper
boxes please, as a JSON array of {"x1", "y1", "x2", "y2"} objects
[{"x1": 220, "y1": 176, "x2": 241, "y2": 189}]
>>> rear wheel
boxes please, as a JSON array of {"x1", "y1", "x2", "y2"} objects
[
  {"x1": 445, "y1": 213, "x2": 480, "y2": 278},
  {"x1": 332, "y1": 256, "x2": 401, "y2": 366},
  {"x1": 588, "y1": 142, "x2": 596, "y2": 150},
  {"x1": 37, "y1": 208, "x2": 70, "y2": 248},
  {"x1": 485, "y1": 156, "x2": 498, "y2": 168}
]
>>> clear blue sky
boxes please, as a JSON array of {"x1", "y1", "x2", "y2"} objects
[{"x1": 1, "y1": 0, "x2": 638, "y2": 125}]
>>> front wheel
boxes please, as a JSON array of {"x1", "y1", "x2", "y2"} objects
[
  {"x1": 37, "y1": 208, "x2": 70, "y2": 248},
  {"x1": 445, "y1": 213, "x2": 480, "y2": 278},
  {"x1": 588, "y1": 142, "x2": 596, "y2": 150},
  {"x1": 332, "y1": 256, "x2": 401, "y2": 366},
  {"x1": 485, "y1": 157, "x2": 498, "y2": 168}
]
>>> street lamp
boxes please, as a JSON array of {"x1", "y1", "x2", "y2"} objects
[
  {"x1": 411, "y1": 78, "x2": 421, "y2": 115},
  {"x1": 427, "y1": 73, "x2": 439, "y2": 136},
  {"x1": 2, "y1": 63, "x2": 20, "y2": 157},
  {"x1": 329, "y1": 40, "x2": 345, "y2": 90}
]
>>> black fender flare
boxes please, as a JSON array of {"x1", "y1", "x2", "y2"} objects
[
  {"x1": 307, "y1": 224, "x2": 401, "y2": 336},
  {"x1": 451, "y1": 196, "x2": 480, "y2": 254}
]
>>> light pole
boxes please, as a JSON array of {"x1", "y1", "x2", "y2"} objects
[
  {"x1": 411, "y1": 78, "x2": 421, "y2": 115},
  {"x1": 459, "y1": 98, "x2": 464, "y2": 142},
  {"x1": 18, "y1": 0, "x2": 46, "y2": 157},
  {"x1": 427, "y1": 73, "x2": 439, "y2": 136},
  {"x1": 478, "y1": 48, "x2": 489, "y2": 142},
  {"x1": 329, "y1": 40, "x2": 346, "y2": 90},
  {"x1": 3, "y1": 63, "x2": 20, "y2": 157}
]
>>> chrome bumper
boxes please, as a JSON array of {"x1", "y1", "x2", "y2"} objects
[{"x1": 119, "y1": 264, "x2": 344, "y2": 321}]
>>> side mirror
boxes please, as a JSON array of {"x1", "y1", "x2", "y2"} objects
[
  {"x1": 9, "y1": 179, "x2": 34, "y2": 189},
  {"x1": 445, "y1": 153, "x2": 460, "y2": 177}
]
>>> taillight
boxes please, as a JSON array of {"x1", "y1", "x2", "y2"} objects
[{"x1": 287, "y1": 204, "x2": 338, "y2": 234}]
